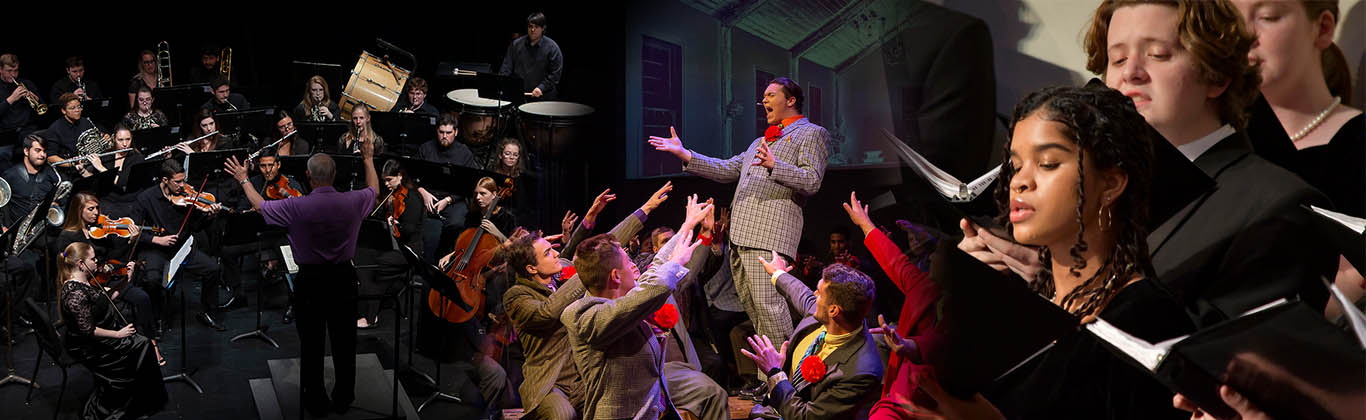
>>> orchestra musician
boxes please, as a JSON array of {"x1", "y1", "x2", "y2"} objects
[
  {"x1": 130, "y1": 158, "x2": 228, "y2": 331},
  {"x1": 417, "y1": 115, "x2": 476, "y2": 256},
  {"x1": 273, "y1": 113, "x2": 311, "y2": 156},
  {"x1": 43, "y1": 93, "x2": 101, "y2": 170},
  {"x1": 52, "y1": 192, "x2": 163, "y2": 364},
  {"x1": 99, "y1": 124, "x2": 147, "y2": 222},
  {"x1": 187, "y1": 109, "x2": 240, "y2": 153},
  {"x1": 186, "y1": 44, "x2": 225, "y2": 85},
  {"x1": 49, "y1": 56, "x2": 103, "y2": 104},
  {"x1": 355, "y1": 159, "x2": 425, "y2": 329},
  {"x1": 500, "y1": 12, "x2": 563, "y2": 100},
  {"x1": 436, "y1": 177, "x2": 516, "y2": 270},
  {"x1": 337, "y1": 106, "x2": 385, "y2": 155},
  {"x1": 2, "y1": 54, "x2": 45, "y2": 168},
  {"x1": 292, "y1": 75, "x2": 339, "y2": 123},
  {"x1": 128, "y1": 50, "x2": 160, "y2": 109},
  {"x1": 395, "y1": 77, "x2": 438, "y2": 116},
  {"x1": 239, "y1": 147, "x2": 306, "y2": 322},
  {"x1": 201, "y1": 77, "x2": 250, "y2": 114},
  {"x1": 1, "y1": 135, "x2": 57, "y2": 308},
  {"x1": 121, "y1": 86, "x2": 169, "y2": 131},
  {"x1": 57, "y1": 241, "x2": 168, "y2": 419}
]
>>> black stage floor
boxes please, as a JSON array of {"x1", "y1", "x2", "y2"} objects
[{"x1": 1, "y1": 280, "x2": 488, "y2": 420}]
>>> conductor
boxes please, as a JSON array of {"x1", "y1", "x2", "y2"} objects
[{"x1": 224, "y1": 140, "x2": 378, "y2": 416}]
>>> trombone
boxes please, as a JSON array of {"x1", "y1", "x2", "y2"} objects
[
  {"x1": 220, "y1": 47, "x2": 232, "y2": 83},
  {"x1": 156, "y1": 41, "x2": 173, "y2": 88}
]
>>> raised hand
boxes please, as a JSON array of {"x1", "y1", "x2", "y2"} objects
[
  {"x1": 739, "y1": 335, "x2": 788, "y2": 374},
  {"x1": 682, "y1": 194, "x2": 712, "y2": 231},
  {"x1": 869, "y1": 314, "x2": 915, "y2": 361},
  {"x1": 224, "y1": 156, "x2": 249, "y2": 183},
  {"x1": 583, "y1": 188, "x2": 616, "y2": 228},
  {"x1": 752, "y1": 140, "x2": 776, "y2": 169},
  {"x1": 667, "y1": 228, "x2": 704, "y2": 266},
  {"x1": 842, "y1": 191, "x2": 875, "y2": 235},
  {"x1": 561, "y1": 210, "x2": 579, "y2": 237},
  {"x1": 647, "y1": 126, "x2": 692, "y2": 162},
  {"x1": 642, "y1": 181, "x2": 673, "y2": 213}
]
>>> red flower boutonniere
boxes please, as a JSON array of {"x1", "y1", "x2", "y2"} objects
[
  {"x1": 651, "y1": 303, "x2": 679, "y2": 330},
  {"x1": 560, "y1": 265, "x2": 576, "y2": 279},
  {"x1": 800, "y1": 355, "x2": 827, "y2": 383},
  {"x1": 763, "y1": 125, "x2": 783, "y2": 143}
]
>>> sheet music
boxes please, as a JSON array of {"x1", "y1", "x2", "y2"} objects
[
  {"x1": 1086, "y1": 318, "x2": 1186, "y2": 371},
  {"x1": 166, "y1": 235, "x2": 194, "y2": 289},
  {"x1": 1310, "y1": 205, "x2": 1365, "y2": 233},
  {"x1": 1326, "y1": 278, "x2": 1366, "y2": 349},
  {"x1": 279, "y1": 245, "x2": 299, "y2": 274},
  {"x1": 880, "y1": 128, "x2": 1001, "y2": 202}
]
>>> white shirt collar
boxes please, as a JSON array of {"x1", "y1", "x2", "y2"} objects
[{"x1": 1176, "y1": 124, "x2": 1235, "y2": 162}]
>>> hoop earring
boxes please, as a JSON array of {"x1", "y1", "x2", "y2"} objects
[{"x1": 1097, "y1": 204, "x2": 1112, "y2": 231}]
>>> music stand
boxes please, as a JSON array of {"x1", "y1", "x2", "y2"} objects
[
  {"x1": 474, "y1": 72, "x2": 524, "y2": 106},
  {"x1": 213, "y1": 108, "x2": 277, "y2": 147},
  {"x1": 322, "y1": 153, "x2": 365, "y2": 191},
  {"x1": 0, "y1": 185, "x2": 54, "y2": 391},
  {"x1": 80, "y1": 97, "x2": 117, "y2": 128},
  {"x1": 153, "y1": 83, "x2": 212, "y2": 128},
  {"x1": 395, "y1": 243, "x2": 465, "y2": 411},
  {"x1": 370, "y1": 111, "x2": 436, "y2": 156},
  {"x1": 229, "y1": 215, "x2": 286, "y2": 348},
  {"x1": 276, "y1": 155, "x2": 311, "y2": 191},
  {"x1": 294, "y1": 122, "x2": 348, "y2": 153},
  {"x1": 132, "y1": 126, "x2": 183, "y2": 156},
  {"x1": 70, "y1": 167, "x2": 118, "y2": 198},
  {"x1": 182, "y1": 148, "x2": 249, "y2": 181}
]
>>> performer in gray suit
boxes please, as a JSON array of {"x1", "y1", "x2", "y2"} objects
[
  {"x1": 561, "y1": 197, "x2": 709, "y2": 420},
  {"x1": 648, "y1": 77, "x2": 831, "y2": 378}
]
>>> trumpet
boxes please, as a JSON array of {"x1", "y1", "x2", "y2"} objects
[
  {"x1": 156, "y1": 41, "x2": 173, "y2": 88},
  {"x1": 13, "y1": 80, "x2": 46, "y2": 115},
  {"x1": 76, "y1": 77, "x2": 89, "y2": 100}
]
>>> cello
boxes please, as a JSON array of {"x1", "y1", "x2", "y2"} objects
[{"x1": 427, "y1": 179, "x2": 514, "y2": 324}]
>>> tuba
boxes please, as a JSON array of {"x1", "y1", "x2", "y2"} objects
[
  {"x1": 0, "y1": 177, "x2": 10, "y2": 208},
  {"x1": 12, "y1": 181, "x2": 71, "y2": 254},
  {"x1": 156, "y1": 41, "x2": 173, "y2": 88}
]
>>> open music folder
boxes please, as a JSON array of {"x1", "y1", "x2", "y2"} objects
[{"x1": 1088, "y1": 296, "x2": 1366, "y2": 420}]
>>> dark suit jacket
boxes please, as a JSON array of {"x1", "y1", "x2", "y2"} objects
[
  {"x1": 1149, "y1": 131, "x2": 1335, "y2": 327},
  {"x1": 769, "y1": 272, "x2": 884, "y2": 420}
]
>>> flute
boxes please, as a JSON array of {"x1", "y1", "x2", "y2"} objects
[{"x1": 146, "y1": 130, "x2": 219, "y2": 159}]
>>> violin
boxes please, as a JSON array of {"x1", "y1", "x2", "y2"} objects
[
  {"x1": 428, "y1": 178, "x2": 514, "y2": 324},
  {"x1": 88, "y1": 215, "x2": 166, "y2": 239},
  {"x1": 388, "y1": 185, "x2": 407, "y2": 238},
  {"x1": 265, "y1": 175, "x2": 302, "y2": 200},
  {"x1": 173, "y1": 185, "x2": 226, "y2": 212},
  {"x1": 93, "y1": 258, "x2": 145, "y2": 287}
]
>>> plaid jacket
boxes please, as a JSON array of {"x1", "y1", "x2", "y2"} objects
[{"x1": 685, "y1": 118, "x2": 830, "y2": 257}]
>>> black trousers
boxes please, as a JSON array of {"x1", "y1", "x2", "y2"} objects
[
  {"x1": 295, "y1": 262, "x2": 358, "y2": 402},
  {"x1": 141, "y1": 247, "x2": 221, "y2": 315}
]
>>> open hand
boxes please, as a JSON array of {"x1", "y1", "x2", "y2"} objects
[
  {"x1": 642, "y1": 181, "x2": 673, "y2": 213},
  {"x1": 647, "y1": 126, "x2": 692, "y2": 162},
  {"x1": 224, "y1": 156, "x2": 250, "y2": 183},
  {"x1": 667, "y1": 228, "x2": 704, "y2": 266},
  {"x1": 584, "y1": 188, "x2": 616, "y2": 228},
  {"x1": 752, "y1": 140, "x2": 775, "y2": 169},
  {"x1": 758, "y1": 250, "x2": 790, "y2": 276},
  {"x1": 739, "y1": 334, "x2": 788, "y2": 373},
  {"x1": 561, "y1": 210, "x2": 579, "y2": 237},
  {"x1": 843, "y1": 191, "x2": 875, "y2": 235},
  {"x1": 869, "y1": 314, "x2": 917, "y2": 362}
]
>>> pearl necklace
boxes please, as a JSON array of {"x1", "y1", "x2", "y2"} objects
[{"x1": 1290, "y1": 96, "x2": 1341, "y2": 142}]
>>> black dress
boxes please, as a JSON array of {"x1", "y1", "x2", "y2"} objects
[
  {"x1": 61, "y1": 280, "x2": 167, "y2": 420},
  {"x1": 356, "y1": 186, "x2": 426, "y2": 322},
  {"x1": 1248, "y1": 98, "x2": 1365, "y2": 217},
  {"x1": 986, "y1": 280, "x2": 1195, "y2": 420}
]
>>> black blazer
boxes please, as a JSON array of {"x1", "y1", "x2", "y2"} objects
[
  {"x1": 1148, "y1": 131, "x2": 1335, "y2": 327},
  {"x1": 770, "y1": 272, "x2": 884, "y2": 420}
]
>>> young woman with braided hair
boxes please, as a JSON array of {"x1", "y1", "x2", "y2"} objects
[{"x1": 899, "y1": 85, "x2": 1196, "y2": 419}]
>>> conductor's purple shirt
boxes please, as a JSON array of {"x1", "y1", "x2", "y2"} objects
[{"x1": 259, "y1": 186, "x2": 376, "y2": 265}]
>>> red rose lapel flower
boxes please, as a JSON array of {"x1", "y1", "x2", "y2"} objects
[
  {"x1": 560, "y1": 265, "x2": 576, "y2": 279},
  {"x1": 800, "y1": 355, "x2": 827, "y2": 383},
  {"x1": 651, "y1": 303, "x2": 679, "y2": 330},
  {"x1": 763, "y1": 125, "x2": 783, "y2": 143}
]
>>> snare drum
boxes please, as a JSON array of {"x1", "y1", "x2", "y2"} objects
[
  {"x1": 446, "y1": 89, "x2": 509, "y2": 146},
  {"x1": 518, "y1": 101, "x2": 594, "y2": 158},
  {"x1": 339, "y1": 51, "x2": 411, "y2": 120}
]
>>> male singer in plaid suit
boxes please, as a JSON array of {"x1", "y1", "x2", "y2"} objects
[{"x1": 649, "y1": 77, "x2": 831, "y2": 385}]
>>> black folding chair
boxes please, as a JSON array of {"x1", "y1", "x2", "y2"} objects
[{"x1": 22, "y1": 297, "x2": 84, "y2": 420}]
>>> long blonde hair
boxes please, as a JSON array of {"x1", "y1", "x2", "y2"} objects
[{"x1": 63, "y1": 192, "x2": 98, "y2": 233}]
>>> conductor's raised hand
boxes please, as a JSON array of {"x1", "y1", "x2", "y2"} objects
[
  {"x1": 224, "y1": 156, "x2": 249, "y2": 183},
  {"x1": 647, "y1": 126, "x2": 692, "y2": 162},
  {"x1": 752, "y1": 140, "x2": 775, "y2": 169}
]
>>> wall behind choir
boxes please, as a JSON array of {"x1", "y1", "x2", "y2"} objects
[{"x1": 624, "y1": 0, "x2": 1364, "y2": 179}]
